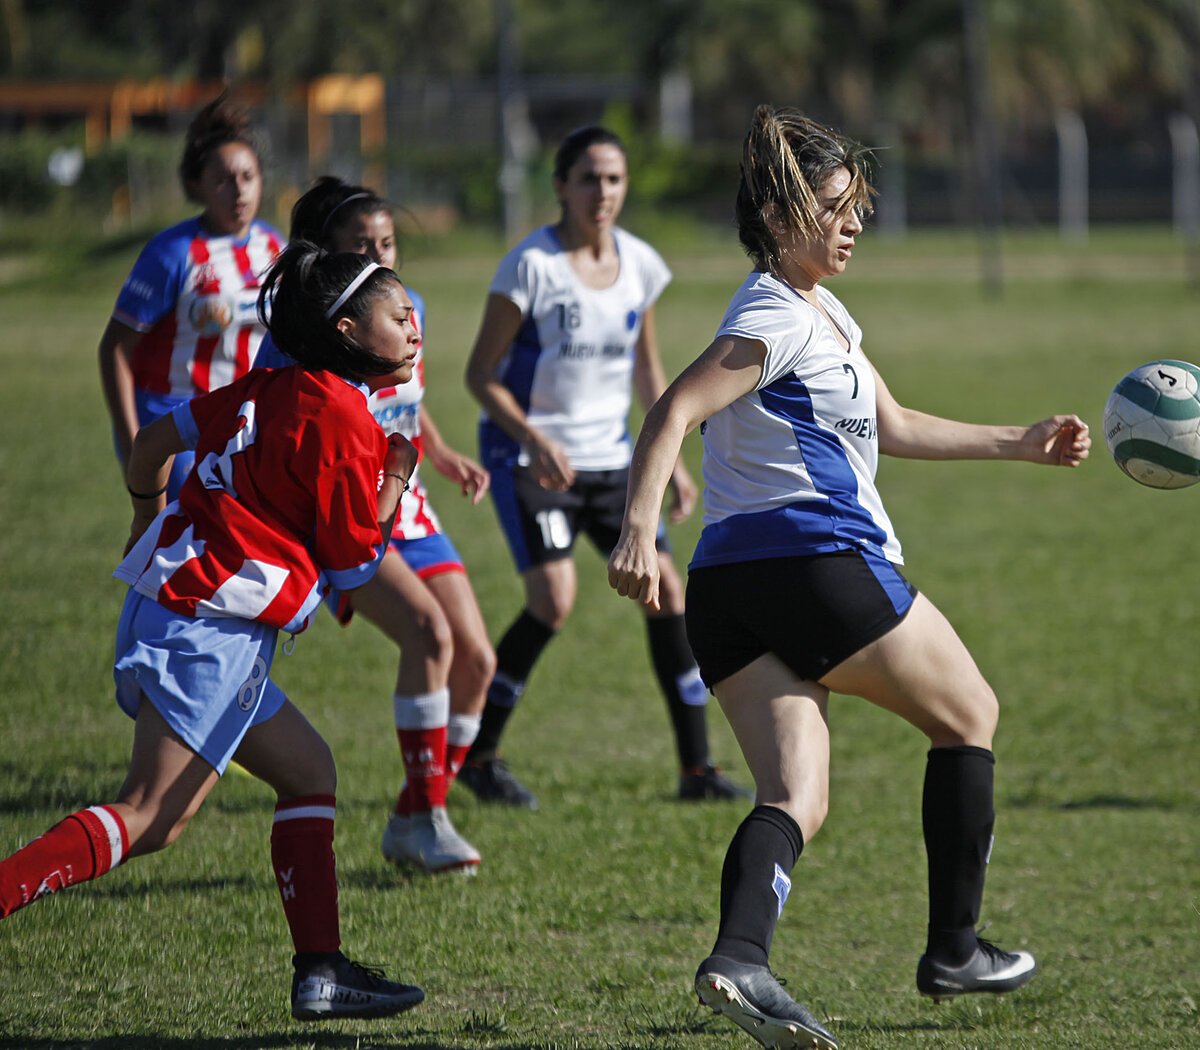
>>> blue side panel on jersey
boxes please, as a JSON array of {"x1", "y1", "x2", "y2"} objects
[
  {"x1": 759, "y1": 376, "x2": 887, "y2": 546},
  {"x1": 502, "y1": 314, "x2": 543, "y2": 413},
  {"x1": 480, "y1": 313, "x2": 544, "y2": 466},
  {"x1": 692, "y1": 375, "x2": 887, "y2": 568}
]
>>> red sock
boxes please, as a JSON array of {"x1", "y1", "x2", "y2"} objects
[
  {"x1": 393, "y1": 689, "x2": 450, "y2": 815},
  {"x1": 271, "y1": 795, "x2": 339, "y2": 954},
  {"x1": 395, "y1": 725, "x2": 448, "y2": 814},
  {"x1": 445, "y1": 712, "x2": 482, "y2": 789},
  {"x1": 0, "y1": 805, "x2": 128, "y2": 918}
]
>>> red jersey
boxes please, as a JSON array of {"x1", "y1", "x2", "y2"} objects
[{"x1": 115, "y1": 367, "x2": 388, "y2": 634}]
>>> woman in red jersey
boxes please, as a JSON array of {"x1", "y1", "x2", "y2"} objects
[{"x1": 2, "y1": 242, "x2": 429, "y2": 1022}]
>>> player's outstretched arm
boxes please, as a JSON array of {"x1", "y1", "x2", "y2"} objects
[{"x1": 873, "y1": 360, "x2": 1090, "y2": 466}]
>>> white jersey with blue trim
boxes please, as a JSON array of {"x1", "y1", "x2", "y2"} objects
[
  {"x1": 691, "y1": 271, "x2": 902, "y2": 569},
  {"x1": 480, "y1": 225, "x2": 671, "y2": 471}
]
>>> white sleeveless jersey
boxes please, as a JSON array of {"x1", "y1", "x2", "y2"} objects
[
  {"x1": 691, "y1": 271, "x2": 902, "y2": 569},
  {"x1": 480, "y1": 225, "x2": 671, "y2": 471}
]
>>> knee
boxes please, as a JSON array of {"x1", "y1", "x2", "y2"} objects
[
  {"x1": 929, "y1": 683, "x2": 999, "y2": 749},
  {"x1": 526, "y1": 591, "x2": 573, "y2": 631},
  {"x1": 771, "y1": 793, "x2": 828, "y2": 843},
  {"x1": 406, "y1": 605, "x2": 455, "y2": 672},
  {"x1": 753, "y1": 773, "x2": 829, "y2": 843},
  {"x1": 457, "y1": 637, "x2": 497, "y2": 696},
  {"x1": 278, "y1": 737, "x2": 337, "y2": 800}
]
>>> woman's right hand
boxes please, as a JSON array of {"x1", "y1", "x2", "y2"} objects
[
  {"x1": 526, "y1": 432, "x2": 576, "y2": 491},
  {"x1": 607, "y1": 529, "x2": 661, "y2": 610}
]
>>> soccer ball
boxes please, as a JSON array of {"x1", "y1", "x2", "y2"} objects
[{"x1": 1103, "y1": 360, "x2": 1200, "y2": 489}]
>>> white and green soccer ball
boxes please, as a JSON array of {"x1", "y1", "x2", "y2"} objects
[{"x1": 1103, "y1": 360, "x2": 1200, "y2": 489}]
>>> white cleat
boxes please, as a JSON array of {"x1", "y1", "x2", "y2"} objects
[{"x1": 381, "y1": 807, "x2": 480, "y2": 875}]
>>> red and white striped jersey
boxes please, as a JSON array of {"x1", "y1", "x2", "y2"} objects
[
  {"x1": 114, "y1": 366, "x2": 388, "y2": 635},
  {"x1": 113, "y1": 216, "x2": 285, "y2": 398}
]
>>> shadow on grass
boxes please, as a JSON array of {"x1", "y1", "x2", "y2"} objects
[
  {"x1": 0, "y1": 1038, "x2": 473, "y2": 1050},
  {"x1": 77, "y1": 873, "x2": 262, "y2": 899},
  {"x1": 1008, "y1": 793, "x2": 1195, "y2": 812},
  {"x1": 0, "y1": 761, "x2": 122, "y2": 815}
]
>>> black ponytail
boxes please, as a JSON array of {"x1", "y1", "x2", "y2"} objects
[{"x1": 257, "y1": 241, "x2": 401, "y2": 380}]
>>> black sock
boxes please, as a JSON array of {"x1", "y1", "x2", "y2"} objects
[
  {"x1": 645, "y1": 613, "x2": 710, "y2": 769},
  {"x1": 467, "y1": 610, "x2": 556, "y2": 763},
  {"x1": 711, "y1": 805, "x2": 804, "y2": 967},
  {"x1": 922, "y1": 745, "x2": 995, "y2": 964}
]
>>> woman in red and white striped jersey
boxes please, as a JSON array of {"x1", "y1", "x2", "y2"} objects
[
  {"x1": 4, "y1": 243, "x2": 427, "y2": 1022},
  {"x1": 98, "y1": 91, "x2": 284, "y2": 500}
]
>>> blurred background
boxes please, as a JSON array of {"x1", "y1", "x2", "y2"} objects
[{"x1": 0, "y1": 0, "x2": 1197, "y2": 255}]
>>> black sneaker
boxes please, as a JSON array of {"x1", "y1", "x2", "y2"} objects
[
  {"x1": 457, "y1": 757, "x2": 539, "y2": 810},
  {"x1": 291, "y1": 951, "x2": 425, "y2": 1020},
  {"x1": 916, "y1": 938, "x2": 1037, "y2": 1002},
  {"x1": 695, "y1": 955, "x2": 837, "y2": 1050},
  {"x1": 680, "y1": 763, "x2": 753, "y2": 801}
]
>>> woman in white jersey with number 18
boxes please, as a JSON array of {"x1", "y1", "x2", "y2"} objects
[
  {"x1": 608, "y1": 106, "x2": 1090, "y2": 1050},
  {"x1": 462, "y1": 125, "x2": 746, "y2": 809}
]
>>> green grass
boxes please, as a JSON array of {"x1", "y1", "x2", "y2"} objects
[{"x1": 1, "y1": 221, "x2": 1199, "y2": 1049}]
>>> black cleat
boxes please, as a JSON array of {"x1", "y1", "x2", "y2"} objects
[
  {"x1": 291, "y1": 952, "x2": 424, "y2": 1020},
  {"x1": 695, "y1": 955, "x2": 837, "y2": 1050},
  {"x1": 457, "y1": 757, "x2": 539, "y2": 810},
  {"x1": 917, "y1": 938, "x2": 1037, "y2": 1002},
  {"x1": 680, "y1": 763, "x2": 753, "y2": 801}
]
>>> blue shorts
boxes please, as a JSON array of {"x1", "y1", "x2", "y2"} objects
[
  {"x1": 324, "y1": 532, "x2": 465, "y2": 625},
  {"x1": 113, "y1": 590, "x2": 288, "y2": 774},
  {"x1": 489, "y1": 463, "x2": 668, "y2": 572},
  {"x1": 391, "y1": 532, "x2": 465, "y2": 579}
]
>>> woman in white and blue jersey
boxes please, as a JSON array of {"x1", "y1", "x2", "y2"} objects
[
  {"x1": 462, "y1": 126, "x2": 746, "y2": 809},
  {"x1": 609, "y1": 106, "x2": 1091, "y2": 1050}
]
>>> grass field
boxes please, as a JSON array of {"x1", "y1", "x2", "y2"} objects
[{"x1": 0, "y1": 218, "x2": 1198, "y2": 1050}]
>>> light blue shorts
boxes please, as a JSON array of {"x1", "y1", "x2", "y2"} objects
[{"x1": 113, "y1": 590, "x2": 288, "y2": 774}]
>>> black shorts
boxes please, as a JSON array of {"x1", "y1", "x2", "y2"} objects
[
  {"x1": 685, "y1": 549, "x2": 917, "y2": 689},
  {"x1": 491, "y1": 463, "x2": 669, "y2": 571}
]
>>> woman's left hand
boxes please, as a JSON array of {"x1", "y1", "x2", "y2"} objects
[
  {"x1": 429, "y1": 446, "x2": 490, "y2": 504},
  {"x1": 1023, "y1": 415, "x2": 1091, "y2": 467}
]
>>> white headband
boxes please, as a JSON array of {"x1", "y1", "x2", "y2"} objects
[{"x1": 324, "y1": 262, "x2": 381, "y2": 320}]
